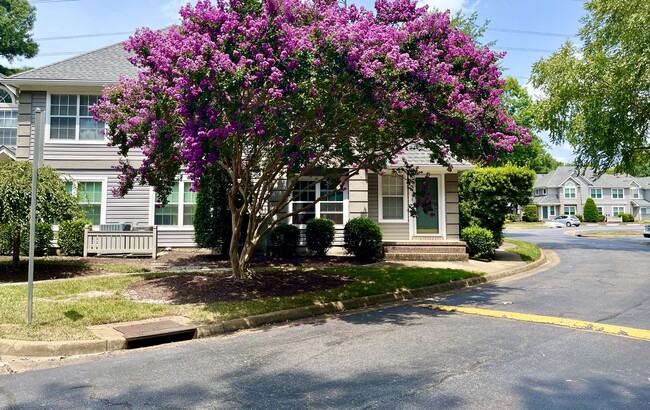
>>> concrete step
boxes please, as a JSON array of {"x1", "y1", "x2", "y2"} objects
[
  {"x1": 384, "y1": 246, "x2": 467, "y2": 254},
  {"x1": 383, "y1": 240, "x2": 466, "y2": 247},
  {"x1": 384, "y1": 253, "x2": 469, "y2": 262}
]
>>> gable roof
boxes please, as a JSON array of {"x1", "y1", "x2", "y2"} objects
[
  {"x1": 535, "y1": 166, "x2": 648, "y2": 189},
  {"x1": 3, "y1": 42, "x2": 138, "y2": 86},
  {"x1": 394, "y1": 149, "x2": 473, "y2": 170}
]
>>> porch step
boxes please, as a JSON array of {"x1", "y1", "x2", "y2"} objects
[
  {"x1": 384, "y1": 253, "x2": 469, "y2": 262},
  {"x1": 384, "y1": 246, "x2": 467, "y2": 254},
  {"x1": 383, "y1": 240, "x2": 469, "y2": 262}
]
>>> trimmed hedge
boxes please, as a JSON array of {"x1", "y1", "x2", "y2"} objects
[
  {"x1": 306, "y1": 218, "x2": 335, "y2": 256},
  {"x1": 461, "y1": 226, "x2": 496, "y2": 261},
  {"x1": 58, "y1": 219, "x2": 92, "y2": 256},
  {"x1": 270, "y1": 224, "x2": 300, "y2": 258},
  {"x1": 522, "y1": 204, "x2": 538, "y2": 222},
  {"x1": 343, "y1": 218, "x2": 383, "y2": 262},
  {"x1": 620, "y1": 213, "x2": 634, "y2": 222},
  {"x1": 583, "y1": 197, "x2": 599, "y2": 222}
]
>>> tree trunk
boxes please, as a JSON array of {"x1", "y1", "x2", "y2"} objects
[{"x1": 12, "y1": 231, "x2": 20, "y2": 269}]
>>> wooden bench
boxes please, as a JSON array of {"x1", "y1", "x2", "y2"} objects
[{"x1": 83, "y1": 226, "x2": 158, "y2": 259}]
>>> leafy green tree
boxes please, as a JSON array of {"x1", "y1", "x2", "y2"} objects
[
  {"x1": 193, "y1": 166, "x2": 233, "y2": 257},
  {"x1": 492, "y1": 77, "x2": 562, "y2": 173},
  {"x1": 531, "y1": 0, "x2": 650, "y2": 175},
  {"x1": 0, "y1": 0, "x2": 38, "y2": 76},
  {"x1": 0, "y1": 162, "x2": 82, "y2": 267},
  {"x1": 459, "y1": 166, "x2": 536, "y2": 245},
  {"x1": 583, "y1": 197, "x2": 599, "y2": 222}
]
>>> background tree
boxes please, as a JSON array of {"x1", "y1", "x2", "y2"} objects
[
  {"x1": 94, "y1": 0, "x2": 529, "y2": 278},
  {"x1": 0, "y1": 0, "x2": 38, "y2": 76},
  {"x1": 531, "y1": 0, "x2": 650, "y2": 175},
  {"x1": 459, "y1": 166, "x2": 536, "y2": 245},
  {"x1": 0, "y1": 162, "x2": 82, "y2": 267}
]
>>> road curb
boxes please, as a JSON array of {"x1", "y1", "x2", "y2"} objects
[{"x1": 0, "y1": 251, "x2": 549, "y2": 357}]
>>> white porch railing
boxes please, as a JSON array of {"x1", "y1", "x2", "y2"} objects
[{"x1": 83, "y1": 226, "x2": 158, "y2": 259}]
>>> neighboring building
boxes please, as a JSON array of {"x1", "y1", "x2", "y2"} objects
[
  {"x1": 0, "y1": 41, "x2": 470, "y2": 258},
  {"x1": 532, "y1": 166, "x2": 650, "y2": 221}
]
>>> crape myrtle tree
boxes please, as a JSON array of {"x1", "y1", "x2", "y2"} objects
[{"x1": 93, "y1": 0, "x2": 530, "y2": 279}]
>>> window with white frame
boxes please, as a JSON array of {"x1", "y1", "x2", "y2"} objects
[
  {"x1": 49, "y1": 94, "x2": 104, "y2": 141},
  {"x1": 611, "y1": 188, "x2": 624, "y2": 199},
  {"x1": 564, "y1": 182, "x2": 576, "y2": 199},
  {"x1": 612, "y1": 206, "x2": 625, "y2": 216},
  {"x1": 549, "y1": 207, "x2": 556, "y2": 216},
  {"x1": 291, "y1": 180, "x2": 344, "y2": 225},
  {"x1": 0, "y1": 88, "x2": 17, "y2": 147},
  {"x1": 154, "y1": 182, "x2": 197, "y2": 227},
  {"x1": 597, "y1": 207, "x2": 604, "y2": 215},
  {"x1": 630, "y1": 187, "x2": 640, "y2": 199},
  {"x1": 62, "y1": 180, "x2": 104, "y2": 225},
  {"x1": 564, "y1": 206, "x2": 576, "y2": 215},
  {"x1": 590, "y1": 188, "x2": 602, "y2": 199},
  {"x1": 641, "y1": 208, "x2": 650, "y2": 216},
  {"x1": 380, "y1": 174, "x2": 405, "y2": 221}
]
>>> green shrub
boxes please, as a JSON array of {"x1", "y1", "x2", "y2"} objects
[
  {"x1": 461, "y1": 226, "x2": 496, "y2": 261},
  {"x1": 583, "y1": 197, "x2": 599, "y2": 222},
  {"x1": 575, "y1": 214, "x2": 584, "y2": 222},
  {"x1": 58, "y1": 219, "x2": 92, "y2": 256},
  {"x1": 343, "y1": 218, "x2": 383, "y2": 262},
  {"x1": 270, "y1": 224, "x2": 300, "y2": 258},
  {"x1": 620, "y1": 213, "x2": 634, "y2": 222},
  {"x1": 598, "y1": 214, "x2": 606, "y2": 222},
  {"x1": 306, "y1": 218, "x2": 335, "y2": 256},
  {"x1": 505, "y1": 213, "x2": 518, "y2": 223},
  {"x1": 19, "y1": 223, "x2": 54, "y2": 256},
  {"x1": 522, "y1": 204, "x2": 538, "y2": 222}
]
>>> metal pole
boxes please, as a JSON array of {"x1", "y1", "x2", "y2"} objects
[{"x1": 27, "y1": 108, "x2": 45, "y2": 325}]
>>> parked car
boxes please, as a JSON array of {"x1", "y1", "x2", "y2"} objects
[
  {"x1": 644, "y1": 224, "x2": 650, "y2": 238},
  {"x1": 553, "y1": 215, "x2": 581, "y2": 227}
]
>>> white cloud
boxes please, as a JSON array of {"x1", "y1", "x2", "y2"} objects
[{"x1": 418, "y1": 0, "x2": 480, "y2": 14}]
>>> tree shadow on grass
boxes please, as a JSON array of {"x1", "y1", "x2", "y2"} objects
[{"x1": 0, "y1": 259, "x2": 97, "y2": 283}]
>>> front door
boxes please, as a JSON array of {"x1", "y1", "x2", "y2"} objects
[
  {"x1": 542, "y1": 206, "x2": 548, "y2": 220},
  {"x1": 415, "y1": 177, "x2": 440, "y2": 235}
]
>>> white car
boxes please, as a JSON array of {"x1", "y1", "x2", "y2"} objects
[
  {"x1": 644, "y1": 224, "x2": 650, "y2": 238},
  {"x1": 553, "y1": 215, "x2": 581, "y2": 227}
]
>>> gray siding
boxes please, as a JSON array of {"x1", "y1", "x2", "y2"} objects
[
  {"x1": 368, "y1": 172, "x2": 410, "y2": 241},
  {"x1": 445, "y1": 173, "x2": 460, "y2": 240}
]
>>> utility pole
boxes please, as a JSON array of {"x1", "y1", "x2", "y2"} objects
[{"x1": 27, "y1": 108, "x2": 45, "y2": 325}]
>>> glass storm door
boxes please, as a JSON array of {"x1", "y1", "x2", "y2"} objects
[{"x1": 415, "y1": 177, "x2": 440, "y2": 235}]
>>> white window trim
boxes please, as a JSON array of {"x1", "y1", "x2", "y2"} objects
[
  {"x1": 378, "y1": 174, "x2": 408, "y2": 223},
  {"x1": 589, "y1": 188, "x2": 602, "y2": 199},
  {"x1": 630, "y1": 187, "x2": 640, "y2": 199},
  {"x1": 611, "y1": 188, "x2": 624, "y2": 199},
  {"x1": 597, "y1": 206, "x2": 604, "y2": 215},
  {"x1": 289, "y1": 179, "x2": 349, "y2": 227},
  {"x1": 564, "y1": 205, "x2": 577, "y2": 215},
  {"x1": 549, "y1": 207, "x2": 556, "y2": 216},
  {"x1": 564, "y1": 182, "x2": 576, "y2": 199},
  {"x1": 45, "y1": 92, "x2": 108, "y2": 144},
  {"x1": 410, "y1": 174, "x2": 446, "y2": 238},
  {"x1": 0, "y1": 86, "x2": 17, "y2": 107},
  {"x1": 612, "y1": 206, "x2": 625, "y2": 216},
  {"x1": 59, "y1": 176, "x2": 108, "y2": 226},
  {"x1": 149, "y1": 180, "x2": 197, "y2": 230}
]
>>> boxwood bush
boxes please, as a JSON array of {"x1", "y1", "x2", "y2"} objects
[
  {"x1": 306, "y1": 218, "x2": 335, "y2": 256},
  {"x1": 343, "y1": 218, "x2": 383, "y2": 262},
  {"x1": 620, "y1": 213, "x2": 634, "y2": 222},
  {"x1": 522, "y1": 204, "x2": 538, "y2": 222},
  {"x1": 270, "y1": 224, "x2": 300, "y2": 258},
  {"x1": 58, "y1": 219, "x2": 92, "y2": 256},
  {"x1": 461, "y1": 226, "x2": 496, "y2": 261}
]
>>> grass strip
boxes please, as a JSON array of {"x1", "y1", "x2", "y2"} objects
[
  {"x1": 0, "y1": 266, "x2": 478, "y2": 341},
  {"x1": 503, "y1": 238, "x2": 541, "y2": 263}
]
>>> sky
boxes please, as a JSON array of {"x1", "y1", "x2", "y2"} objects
[{"x1": 5, "y1": 0, "x2": 587, "y2": 163}]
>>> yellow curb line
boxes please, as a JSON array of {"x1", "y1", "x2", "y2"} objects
[{"x1": 419, "y1": 304, "x2": 650, "y2": 342}]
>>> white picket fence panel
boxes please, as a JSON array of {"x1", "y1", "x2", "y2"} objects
[{"x1": 83, "y1": 226, "x2": 158, "y2": 259}]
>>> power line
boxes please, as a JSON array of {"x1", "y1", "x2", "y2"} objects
[
  {"x1": 487, "y1": 27, "x2": 576, "y2": 38},
  {"x1": 35, "y1": 32, "x2": 133, "y2": 42},
  {"x1": 30, "y1": 0, "x2": 81, "y2": 3}
]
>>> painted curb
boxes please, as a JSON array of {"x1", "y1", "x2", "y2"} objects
[{"x1": 1, "y1": 251, "x2": 549, "y2": 357}]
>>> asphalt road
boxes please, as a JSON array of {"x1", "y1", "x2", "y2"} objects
[{"x1": 1, "y1": 226, "x2": 649, "y2": 409}]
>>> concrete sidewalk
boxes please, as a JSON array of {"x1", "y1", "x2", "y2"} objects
[{"x1": 0, "y1": 246, "x2": 552, "y2": 362}]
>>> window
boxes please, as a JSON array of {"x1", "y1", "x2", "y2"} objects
[
  {"x1": 49, "y1": 94, "x2": 104, "y2": 141},
  {"x1": 62, "y1": 180, "x2": 104, "y2": 225},
  {"x1": 0, "y1": 89, "x2": 12, "y2": 104},
  {"x1": 612, "y1": 188, "x2": 624, "y2": 199},
  {"x1": 564, "y1": 206, "x2": 576, "y2": 215},
  {"x1": 597, "y1": 207, "x2": 604, "y2": 215},
  {"x1": 564, "y1": 182, "x2": 576, "y2": 199},
  {"x1": 381, "y1": 174, "x2": 405, "y2": 221},
  {"x1": 0, "y1": 108, "x2": 17, "y2": 146},
  {"x1": 641, "y1": 208, "x2": 650, "y2": 216},
  {"x1": 154, "y1": 182, "x2": 197, "y2": 227},
  {"x1": 590, "y1": 188, "x2": 602, "y2": 199},
  {"x1": 550, "y1": 207, "x2": 556, "y2": 216},
  {"x1": 631, "y1": 187, "x2": 640, "y2": 199},
  {"x1": 612, "y1": 206, "x2": 625, "y2": 216},
  {"x1": 291, "y1": 180, "x2": 344, "y2": 225}
]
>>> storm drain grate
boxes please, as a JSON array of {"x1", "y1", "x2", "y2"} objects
[{"x1": 114, "y1": 320, "x2": 197, "y2": 349}]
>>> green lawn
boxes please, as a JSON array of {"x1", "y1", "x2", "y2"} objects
[
  {"x1": 0, "y1": 266, "x2": 479, "y2": 341},
  {"x1": 503, "y1": 238, "x2": 542, "y2": 263},
  {"x1": 577, "y1": 231, "x2": 643, "y2": 237},
  {"x1": 504, "y1": 222, "x2": 546, "y2": 229}
]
